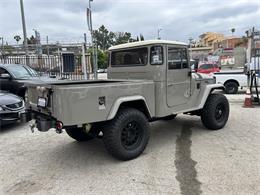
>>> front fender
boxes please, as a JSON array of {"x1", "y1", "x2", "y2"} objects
[{"x1": 198, "y1": 84, "x2": 225, "y2": 109}]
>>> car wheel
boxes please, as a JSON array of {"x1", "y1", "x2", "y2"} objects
[
  {"x1": 201, "y1": 94, "x2": 229, "y2": 130},
  {"x1": 103, "y1": 108, "x2": 150, "y2": 160},
  {"x1": 224, "y1": 81, "x2": 238, "y2": 94}
]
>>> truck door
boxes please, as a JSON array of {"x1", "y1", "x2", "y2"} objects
[{"x1": 166, "y1": 46, "x2": 191, "y2": 107}]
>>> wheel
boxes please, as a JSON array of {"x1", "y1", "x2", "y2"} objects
[
  {"x1": 65, "y1": 125, "x2": 100, "y2": 142},
  {"x1": 103, "y1": 108, "x2": 150, "y2": 160},
  {"x1": 163, "y1": 114, "x2": 177, "y2": 120},
  {"x1": 201, "y1": 94, "x2": 229, "y2": 130},
  {"x1": 224, "y1": 81, "x2": 238, "y2": 94}
]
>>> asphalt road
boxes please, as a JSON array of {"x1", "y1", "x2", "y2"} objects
[{"x1": 0, "y1": 95, "x2": 259, "y2": 195}]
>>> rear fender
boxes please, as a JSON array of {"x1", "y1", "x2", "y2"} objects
[{"x1": 107, "y1": 95, "x2": 151, "y2": 120}]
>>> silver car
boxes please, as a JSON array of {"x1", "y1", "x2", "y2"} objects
[{"x1": 0, "y1": 91, "x2": 25, "y2": 126}]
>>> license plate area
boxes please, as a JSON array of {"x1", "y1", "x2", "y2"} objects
[{"x1": 37, "y1": 97, "x2": 47, "y2": 108}]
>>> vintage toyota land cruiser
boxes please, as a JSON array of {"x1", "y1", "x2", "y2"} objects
[{"x1": 24, "y1": 40, "x2": 229, "y2": 160}]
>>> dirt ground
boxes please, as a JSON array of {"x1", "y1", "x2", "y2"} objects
[{"x1": 0, "y1": 95, "x2": 259, "y2": 195}]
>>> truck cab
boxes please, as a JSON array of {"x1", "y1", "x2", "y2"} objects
[{"x1": 107, "y1": 40, "x2": 219, "y2": 117}]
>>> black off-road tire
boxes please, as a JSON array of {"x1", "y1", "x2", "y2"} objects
[
  {"x1": 224, "y1": 81, "x2": 238, "y2": 94},
  {"x1": 103, "y1": 108, "x2": 150, "y2": 161},
  {"x1": 65, "y1": 125, "x2": 100, "y2": 142},
  {"x1": 201, "y1": 94, "x2": 229, "y2": 130},
  {"x1": 163, "y1": 114, "x2": 177, "y2": 120}
]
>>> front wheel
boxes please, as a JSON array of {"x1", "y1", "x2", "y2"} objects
[
  {"x1": 103, "y1": 108, "x2": 150, "y2": 160},
  {"x1": 201, "y1": 94, "x2": 229, "y2": 130}
]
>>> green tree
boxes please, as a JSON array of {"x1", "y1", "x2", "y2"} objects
[
  {"x1": 114, "y1": 32, "x2": 132, "y2": 45},
  {"x1": 93, "y1": 25, "x2": 115, "y2": 50},
  {"x1": 140, "y1": 34, "x2": 144, "y2": 41},
  {"x1": 88, "y1": 48, "x2": 109, "y2": 69}
]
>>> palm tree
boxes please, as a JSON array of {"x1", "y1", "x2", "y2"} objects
[
  {"x1": 14, "y1": 35, "x2": 21, "y2": 56},
  {"x1": 14, "y1": 35, "x2": 21, "y2": 44},
  {"x1": 231, "y1": 28, "x2": 235, "y2": 36}
]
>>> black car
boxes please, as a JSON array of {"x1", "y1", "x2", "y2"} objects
[
  {"x1": 0, "y1": 64, "x2": 55, "y2": 98},
  {"x1": 0, "y1": 90, "x2": 25, "y2": 126}
]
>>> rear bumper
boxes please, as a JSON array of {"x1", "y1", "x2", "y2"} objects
[{"x1": 22, "y1": 110, "x2": 57, "y2": 132}]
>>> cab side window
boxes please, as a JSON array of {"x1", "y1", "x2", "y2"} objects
[
  {"x1": 168, "y1": 47, "x2": 189, "y2": 70},
  {"x1": 150, "y1": 46, "x2": 163, "y2": 65}
]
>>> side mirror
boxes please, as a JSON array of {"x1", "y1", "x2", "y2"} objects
[{"x1": 0, "y1": 73, "x2": 11, "y2": 79}]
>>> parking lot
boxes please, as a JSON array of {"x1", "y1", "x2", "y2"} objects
[{"x1": 0, "y1": 94, "x2": 259, "y2": 195}]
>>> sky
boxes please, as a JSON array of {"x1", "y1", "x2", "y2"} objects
[{"x1": 0, "y1": 0, "x2": 260, "y2": 45}]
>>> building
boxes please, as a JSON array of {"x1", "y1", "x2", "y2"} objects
[{"x1": 199, "y1": 32, "x2": 224, "y2": 47}]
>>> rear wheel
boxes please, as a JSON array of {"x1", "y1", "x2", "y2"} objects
[
  {"x1": 224, "y1": 81, "x2": 238, "y2": 94},
  {"x1": 103, "y1": 108, "x2": 150, "y2": 160},
  {"x1": 65, "y1": 125, "x2": 100, "y2": 142},
  {"x1": 201, "y1": 94, "x2": 229, "y2": 130}
]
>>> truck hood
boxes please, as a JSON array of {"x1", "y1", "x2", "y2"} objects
[{"x1": 0, "y1": 91, "x2": 22, "y2": 105}]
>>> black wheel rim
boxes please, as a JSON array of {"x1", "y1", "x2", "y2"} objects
[
  {"x1": 121, "y1": 121, "x2": 143, "y2": 150},
  {"x1": 215, "y1": 103, "x2": 226, "y2": 122},
  {"x1": 227, "y1": 85, "x2": 235, "y2": 93}
]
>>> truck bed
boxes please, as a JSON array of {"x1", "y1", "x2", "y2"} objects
[{"x1": 26, "y1": 79, "x2": 155, "y2": 126}]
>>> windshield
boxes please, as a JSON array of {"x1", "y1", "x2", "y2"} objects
[
  {"x1": 7, "y1": 65, "x2": 38, "y2": 78},
  {"x1": 199, "y1": 64, "x2": 213, "y2": 70}
]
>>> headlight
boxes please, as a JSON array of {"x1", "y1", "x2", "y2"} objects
[{"x1": 0, "y1": 106, "x2": 3, "y2": 111}]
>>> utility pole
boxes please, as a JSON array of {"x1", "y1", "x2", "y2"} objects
[
  {"x1": 20, "y1": 0, "x2": 29, "y2": 63},
  {"x1": 189, "y1": 37, "x2": 193, "y2": 59},
  {"x1": 83, "y1": 33, "x2": 89, "y2": 79},
  {"x1": 87, "y1": 0, "x2": 97, "y2": 79},
  {"x1": 46, "y1": 36, "x2": 50, "y2": 66},
  {"x1": 157, "y1": 28, "x2": 162, "y2": 40},
  {"x1": 0, "y1": 37, "x2": 4, "y2": 57},
  {"x1": 33, "y1": 29, "x2": 42, "y2": 55}
]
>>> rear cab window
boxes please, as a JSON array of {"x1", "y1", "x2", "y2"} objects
[{"x1": 111, "y1": 47, "x2": 148, "y2": 66}]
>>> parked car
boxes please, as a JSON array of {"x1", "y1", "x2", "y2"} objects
[
  {"x1": 0, "y1": 90, "x2": 25, "y2": 126},
  {"x1": 0, "y1": 64, "x2": 56, "y2": 98},
  {"x1": 197, "y1": 63, "x2": 220, "y2": 74}
]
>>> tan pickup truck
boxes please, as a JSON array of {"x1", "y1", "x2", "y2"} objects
[{"x1": 23, "y1": 40, "x2": 229, "y2": 160}]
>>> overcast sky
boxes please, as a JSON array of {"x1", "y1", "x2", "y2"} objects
[{"x1": 0, "y1": 0, "x2": 260, "y2": 45}]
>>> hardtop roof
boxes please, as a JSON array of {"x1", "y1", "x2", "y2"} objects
[{"x1": 108, "y1": 40, "x2": 188, "y2": 51}]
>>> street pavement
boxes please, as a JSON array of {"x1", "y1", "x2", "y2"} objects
[{"x1": 0, "y1": 94, "x2": 259, "y2": 195}]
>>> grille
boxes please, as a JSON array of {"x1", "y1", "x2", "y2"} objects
[
  {"x1": 0, "y1": 113, "x2": 19, "y2": 119},
  {"x1": 5, "y1": 101, "x2": 23, "y2": 109}
]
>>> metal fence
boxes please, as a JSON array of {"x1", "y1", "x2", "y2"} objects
[{"x1": 0, "y1": 54, "x2": 91, "y2": 80}]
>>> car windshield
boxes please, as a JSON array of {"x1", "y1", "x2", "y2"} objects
[
  {"x1": 7, "y1": 65, "x2": 39, "y2": 78},
  {"x1": 199, "y1": 64, "x2": 213, "y2": 69}
]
